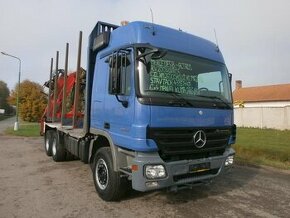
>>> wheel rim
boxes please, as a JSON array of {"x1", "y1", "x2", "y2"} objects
[
  {"x1": 52, "y1": 138, "x2": 57, "y2": 156},
  {"x1": 95, "y1": 158, "x2": 109, "y2": 190},
  {"x1": 45, "y1": 138, "x2": 50, "y2": 152}
]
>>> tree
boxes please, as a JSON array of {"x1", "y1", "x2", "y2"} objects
[
  {"x1": 0, "y1": 80, "x2": 13, "y2": 114},
  {"x1": 9, "y1": 80, "x2": 47, "y2": 122}
]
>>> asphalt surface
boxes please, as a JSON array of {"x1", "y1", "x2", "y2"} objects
[
  {"x1": 0, "y1": 116, "x2": 15, "y2": 135},
  {"x1": 0, "y1": 120, "x2": 289, "y2": 218}
]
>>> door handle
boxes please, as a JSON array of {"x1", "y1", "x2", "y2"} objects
[{"x1": 104, "y1": 122, "x2": 110, "y2": 129}]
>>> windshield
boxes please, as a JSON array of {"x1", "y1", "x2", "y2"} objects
[{"x1": 137, "y1": 48, "x2": 232, "y2": 108}]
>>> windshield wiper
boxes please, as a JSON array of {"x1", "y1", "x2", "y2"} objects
[
  {"x1": 195, "y1": 94, "x2": 232, "y2": 109},
  {"x1": 146, "y1": 90, "x2": 194, "y2": 107}
]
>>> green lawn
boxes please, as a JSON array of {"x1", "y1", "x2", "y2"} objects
[
  {"x1": 4, "y1": 123, "x2": 290, "y2": 170},
  {"x1": 233, "y1": 128, "x2": 290, "y2": 170},
  {"x1": 5, "y1": 122, "x2": 40, "y2": 137}
]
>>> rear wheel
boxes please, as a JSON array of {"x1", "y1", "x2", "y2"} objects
[
  {"x1": 51, "y1": 130, "x2": 66, "y2": 162},
  {"x1": 44, "y1": 130, "x2": 53, "y2": 156},
  {"x1": 93, "y1": 147, "x2": 128, "y2": 201}
]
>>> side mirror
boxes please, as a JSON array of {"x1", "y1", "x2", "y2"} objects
[
  {"x1": 108, "y1": 50, "x2": 130, "y2": 107},
  {"x1": 108, "y1": 52, "x2": 130, "y2": 95},
  {"x1": 108, "y1": 64, "x2": 120, "y2": 95},
  {"x1": 107, "y1": 54, "x2": 130, "y2": 68}
]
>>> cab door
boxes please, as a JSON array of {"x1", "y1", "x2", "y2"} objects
[{"x1": 103, "y1": 49, "x2": 135, "y2": 148}]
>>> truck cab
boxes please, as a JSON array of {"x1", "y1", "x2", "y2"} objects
[{"x1": 88, "y1": 21, "x2": 235, "y2": 193}]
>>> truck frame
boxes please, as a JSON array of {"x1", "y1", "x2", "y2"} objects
[{"x1": 42, "y1": 21, "x2": 236, "y2": 201}]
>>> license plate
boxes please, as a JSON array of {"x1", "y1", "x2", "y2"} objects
[{"x1": 189, "y1": 162, "x2": 210, "y2": 173}]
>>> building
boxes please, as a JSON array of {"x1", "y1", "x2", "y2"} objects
[
  {"x1": 232, "y1": 80, "x2": 290, "y2": 130},
  {"x1": 233, "y1": 80, "x2": 290, "y2": 108}
]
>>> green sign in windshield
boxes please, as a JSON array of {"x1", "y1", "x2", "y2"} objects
[
  {"x1": 138, "y1": 50, "x2": 232, "y2": 104},
  {"x1": 149, "y1": 59, "x2": 198, "y2": 94}
]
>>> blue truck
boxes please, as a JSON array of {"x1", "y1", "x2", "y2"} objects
[{"x1": 43, "y1": 21, "x2": 236, "y2": 201}]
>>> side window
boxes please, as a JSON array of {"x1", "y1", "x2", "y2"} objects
[{"x1": 108, "y1": 50, "x2": 131, "y2": 95}]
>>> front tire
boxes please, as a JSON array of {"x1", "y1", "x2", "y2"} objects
[{"x1": 93, "y1": 147, "x2": 128, "y2": 201}]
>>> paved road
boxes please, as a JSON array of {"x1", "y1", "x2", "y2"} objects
[
  {"x1": 0, "y1": 116, "x2": 15, "y2": 134},
  {"x1": 0, "y1": 135, "x2": 289, "y2": 218}
]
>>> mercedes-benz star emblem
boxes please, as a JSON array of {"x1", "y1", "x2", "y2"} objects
[{"x1": 193, "y1": 130, "x2": 206, "y2": 148}]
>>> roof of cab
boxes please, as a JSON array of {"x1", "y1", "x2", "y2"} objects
[{"x1": 101, "y1": 21, "x2": 225, "y2": 64}]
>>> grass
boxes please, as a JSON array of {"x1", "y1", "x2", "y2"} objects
[
  {"x1": 233, "y1": 128, "x2": 290, "y2": 170},
  {"x1": 5, "y1": 122, "x2": 40, "y2": 137},
  {"x1": 4, "y1": 122, "x2": 289, "y2": 170}
]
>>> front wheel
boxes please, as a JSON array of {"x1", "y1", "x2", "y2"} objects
[{"x1": 93, "y1": 147, "x2": 128, "y2": 201}]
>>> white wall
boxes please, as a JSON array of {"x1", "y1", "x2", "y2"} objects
[{"x1": 234, "y1": 106, "x2": 290, "y2": 130}]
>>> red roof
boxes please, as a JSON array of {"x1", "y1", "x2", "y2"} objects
[{"x1": 233, "y1": 83, "x2": 290, "y2": 102}]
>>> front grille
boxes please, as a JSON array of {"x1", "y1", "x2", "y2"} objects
[
  {"x1": 173, "y1": 168, "x2": 219, "y2": 182},
  {"x1": 148, "y1": 127, "x2": 232, "y2": 161}
]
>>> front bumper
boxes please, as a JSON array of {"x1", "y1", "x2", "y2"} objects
[{"x1": 131, "y1": 147, "x2": 235, "y2": 191}]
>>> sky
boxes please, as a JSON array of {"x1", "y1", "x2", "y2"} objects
[{"x1": 0, "y1": 0, "x2": 290, "y2": 91}]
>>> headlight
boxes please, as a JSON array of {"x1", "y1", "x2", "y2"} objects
[
  {"x1": 225, "y1": 155, "x2": 234, "y2": 166},
  {"x1": 145, "y1": 165, "x2": 167, "y2": 179}
]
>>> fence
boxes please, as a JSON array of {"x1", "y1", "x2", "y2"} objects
[{"x1": 234, "y1": 106, "x2": 290, "y2": 130}]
